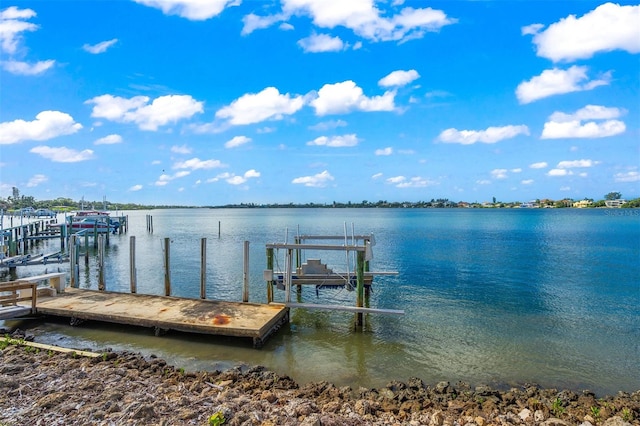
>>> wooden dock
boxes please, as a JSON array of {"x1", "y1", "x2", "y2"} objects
[{"x1": 34, "y1": 288, "x2": 289, "y2": 348}]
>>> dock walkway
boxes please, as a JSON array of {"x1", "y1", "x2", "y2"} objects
[{"x1": 35, "y1": 288, "x2": 289, "y2": 348}]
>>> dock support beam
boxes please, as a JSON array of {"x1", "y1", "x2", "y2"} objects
[
  {"x1": 200, "y1": 238, "x2": 206, "y2": 299},
  {"x1": 163, "y1": 237, "x2": 171, "y2": 296},
  {"x1": 355, "y1": 250, "x2": 365, "y2": 327},
  {"x1": 242, "y1": 241, "x2": 249, "y2": 302},
  {"x1": 130, "y1": 236, "x2": 137, "y2": 293},
  {"x1": 266, "y1": 248, "x2": 274, "y2": 303}
]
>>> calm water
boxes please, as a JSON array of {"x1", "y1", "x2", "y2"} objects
[{"x1": 3, "y1": 208, "x2": 639, "y2": 395}]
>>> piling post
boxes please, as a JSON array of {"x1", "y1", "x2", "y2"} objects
[
  {"x1": 242, "y1": 241, "x2": 249, "y2": 302},
  {"x1": 130, "y1": 236, "x2": 137, "y2": 293},
  {"x1": 98, "y1": 234, "x2": 105, "y2": 291},
  {"x1": 69, "y1": 235, "x2": 77, "y2": 288},
  {"x1": 200, "y1": 237, "x2": 206, "y2": 299},
  {"x1": 218, "y1": 221, "x2": 221, "y2": 239},
  {"x1": 163, "y1": 237, "x2": 171, "y2": 296},
  {"x1": 355, "y1": 250, "x2": 365, "y2": 327},
  {"x1": 285, "y1": 248, "x2": 293, "y2": 303},
  {"x1": 266, "y1": 248, "x2": 274, "y2": 303},
  {"x1": 84, "y1": 232, "x2": 89, "y2": 265}
]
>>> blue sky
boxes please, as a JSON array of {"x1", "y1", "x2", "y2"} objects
[{"x1": 1, "y1": 1, "x2": 638, "y2": 206}]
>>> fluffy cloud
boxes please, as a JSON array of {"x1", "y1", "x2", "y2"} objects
[
  {"x1": 0, "y1": 111, "x2": 82, "y2": 144},
  {"x1": 310, "y1": 80, "x2": 395, "y2": 115},
  {"x1": 491, "y1": 169, "x2": 508, "y2": 179},
  {"x1": 1, "y1": 60, "x2": 55, "y2": 75},
  {"x1": 530, "y1": 162, "x2": 548, "y2": 169},
  {"x1": 134, "y1": 0, "x2": 240, "y2": 20},
  {"x1": 86, "y1": 94, "x2": 203, "y2": 131},
  {"x1": 614, "y1": 171, "x2": 640, "y2": 183},
  {"x1": 129, "y1": 184, "x2": 143, "y2": 192},
  {"x1": 386, "y1": 175, "x2": 435, "y2": 188},
  {"x1": 541, "y1": 105, "x2": 626, "y2": 139},
  {"x1": 30, "y1": 146, "x2": 94, "y2": 162},
  {"x1": 26, "y1": 174, "x2": 47, "y2": 187},
  {"x1": 291, "y1": 170, "x2": 334, "y2": 187},
  {"x1": 224, "y1": 169, "x2": 261, "y2": 185},
  {"x1": 94, "y1": 134, "x2": 122, "y2": 145},
  {"x1": 438, "y1": 125, "x2": 529, "y2": 145},
  {"x1": 171, "y1": 144, "x2": 191, "y2": 154},
  {"x1": 375, "y1": 147, "x2": 393, "y2": 156},
  {"x1": 556, "y1": 159, "x2": 599, "y2": 169},
  {"x1": 0, "y1": 6, "x2": 37, "y2": 54},
  {"x1": 307, "y1": 134, "x2": 359, "y2": 147},
  {"x1": 155, "y1": 171, "x2": 191, "y2": 186},
  {"x1": 525, "y1": 3, "x2": 640, "y2": 62},
  {"x1": 83, "y1": 38, "x2": 118, "y2": 54},
  {"x1": 298, "y1": 33, "x2": 346, "y2": 52},
  {"x1": 225, "y1": 135, "x2": 252, "y2": 148},
  {"x1": 173, "y1": 157, "x2": 225, "y2": 170},
  {"x1": 215, "y1": 87, "x2": 305, "y2": 125},
  {"x1": 378, "y1": 69, "x2": 420, "y2": 87},
  {"x1": 243, "y1": 1, "x2": 455, "y2": 43},
  {"x1": 516, "y1": 66, "x2": 610, "y2": 104}
]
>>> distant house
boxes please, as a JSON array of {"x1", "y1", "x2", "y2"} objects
[
  {"x1": 605, "y1": 199, "x2": 626, "y2": 208},
  {"x1": 573, "y1": 199, "x2": 593, "y2": 208}
]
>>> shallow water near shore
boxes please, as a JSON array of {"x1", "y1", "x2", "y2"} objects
[{"x1": 3, "y1": 208, "x2": 639, "y2": 396}]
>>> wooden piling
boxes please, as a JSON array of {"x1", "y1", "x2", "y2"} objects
[
  {"x1": 69, "y1": 235, "x2": 77, "y2": 288},
  {"x1": 200, "y1": 237, "x2": 206, "y2": 299},
  {"x1": 242, "y1": 241, "x2": 249, "y2": 302},
  {"x1": 163, "y1": 237, "x2": 171, "y2": 296},
  {"x1": 130, "y1": 236, "x2": 137, "y2": 293},
  {"x1": 98, "y1": 234, "x2": 105, "y2": 291},
  {"x1": 266, "y1": 248, "x2": 274, "y2": 303},
  {"x1": 355, "y1": 250, "x2": 365, "y2": 327}
]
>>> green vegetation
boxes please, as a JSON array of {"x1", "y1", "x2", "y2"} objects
[
  {"x1": 551, "y1": 398, "x2": 565, "y2": 416},
  {"x1": 591, "y1": 406, "x2": 601, "y2": 422},
  {"x1": 208, "y1": 412, "x2": 225, "y2": 426},
  {"x1": 621, "y1": 408, "x2": 633, "y2": 422},
  {"x1": 2, "y1": 187, "x2": 639, "y2": 211}
]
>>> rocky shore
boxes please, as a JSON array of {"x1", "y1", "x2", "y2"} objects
[{"x1": 0, "y1": 332, "x2": 638, "y2": 426}]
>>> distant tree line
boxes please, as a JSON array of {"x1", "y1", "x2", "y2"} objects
[{"x1": 1, "y1": 188, "x2": 638, "y2": 211}]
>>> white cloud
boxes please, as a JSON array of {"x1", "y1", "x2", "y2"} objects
[
  {"x1": 307, "y1": 134, "x2": 359, "y2": 147},
  {"x1": 30, "y1": 146, "x2": 94, "y2": 162},
  {"x1": 0, "y1": 111, "x2": 82, "y2": 145},
  {"x1": 1, "y1": 59, "x2": 55, "y2": 75},
  {"x1": 173, "y1": 157, "x2": 225, "y2": 170},
  {"x1": 516, "y1": 66, "x2": 610, "y2": 104},
  {"x1": 491, "y1": 169, "x2": 508, "y2": 179},
  {"x1": 378, "y1": 69, "x2": 420, "y2": 87},
  {"x1": 614, "y1": 171, "x2": 640, "y2": 183},
  {"x1": 225, "y1": 169, "x2": 261, "y2": 185},
  {"x1": 375, "y1": 147, "x2": 393, "y2": 156},
  {"x1": 310, "y1": 80, "x2": 395, "y2": 115},
  {"x1": 133, "y1": 0, "x2": 240, "y2": 20},
  {"x1": 557, "y1": 159, "x2": 599, "y2": 168},
  {"x1": 94, "y1": 134, "x2": 122, "y2": 145},
  {"x1": 225, "y1": 135, "x2": 252, "y2": 148},
  {"x1": 0, "y1": 6, "x2": 37, "y2": 54},
  {"x1": 476, "y1": 180, "x2": 491, "y2": 185},
  {"x1": 438, "y1": 125, "x2": 529, "y2": 144},
  {"x1": 526, "y1": 3, "x2": 640, "y2": 62},
  {"x1": 216, "y1": 87, "x2": 305, "y2": 125},
  {"x1": 244, "y1": 169, "x2": 260, "y2": 178},
  {"x1": 541, "y1": 105, "x2": 626, "y2": 139},
  {"x1": 291, "y1": 170, "x2": 334, "y2": 187},
  {"x1": 171, "y1": 144, "x2": 191, "y2": 154},
  {"x1": 541, "y1": 120, "x2": 625, "y2": 139},
  {"x1": 309, "y1": 119, "x2": 347, "y2": 131},
  {"x1": 547, "y1": 169, "x2": 571, "y2": 177},
  {"x1": 242, "y1": 12, "x2": 287, "y2": 35},
  {"x1": 371, "y1": 172, "x2": 383, "y2": 179},
  {"x1": 155, "y1": 170, "x2": 191, "y2": 186},
  {"x1": 298, "y1": 33, "x2": 346, "y2": 52},
  {"x1": 280, "y1": 1, "x2": 456, "y2": 43},
  {"x1": 530, "y1": 162, "x2": 548, "y2": 169},
  {"x1": 86, "y1": 94, "x2": 203, "y2": 130},
  {"x1": 83, "y1": 38, "x2": 118, "y2": 54},
  {"x1": 26, "y1": 174, "x2": 47, "y2": 187},
  {"x1": 129, "y1": 184, "x2": 143, "y2": 191},
  {"x1": 385, "y1": 175, "x2": 434, "y2": 188},
  {"x1": 521, "y1": 179, "x2": 534, "y2": 185}
]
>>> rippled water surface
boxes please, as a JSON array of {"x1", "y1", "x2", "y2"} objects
[{"x1": 3, "y1": 208, "x2": 639, "y2": 395}]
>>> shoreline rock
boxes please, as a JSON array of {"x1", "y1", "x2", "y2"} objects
[{"x1": 1, "y1": 337, "x2": 638, "y2": 426}]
